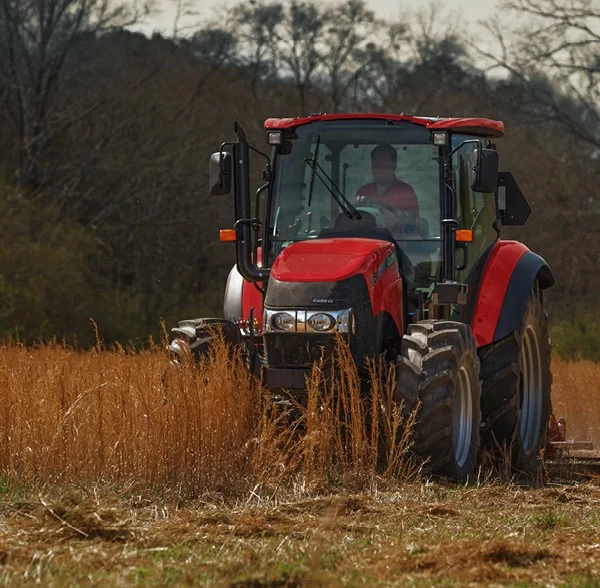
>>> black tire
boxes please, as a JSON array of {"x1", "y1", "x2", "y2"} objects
[
  {"x1": 479, "y1": 283, "x2": 552, "y2": 480},
  {"x1": 479, "y1": 332, "x2": 520, "y2": 446},
  {"x1": 396, "y1": 320, "x2": 481, "y2": 482}
]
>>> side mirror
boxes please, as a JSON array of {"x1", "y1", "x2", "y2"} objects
[
  {"x1": 497, "y1": 172, "x2": 531, "y2": 225},
  {"x1": 209, "y1": 151, "x2": 232, "y2": 195},
  {"x1": 472, "y1": 148, "x2": 499, "y2": 193}
]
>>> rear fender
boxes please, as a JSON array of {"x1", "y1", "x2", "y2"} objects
[{"x1": 471, "y1": 241, "x2": 554, "y2": 347}]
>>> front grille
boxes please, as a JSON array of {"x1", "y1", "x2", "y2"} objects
[{"x1": 264, "y1": 334, "x2": 337, "y2": 368}]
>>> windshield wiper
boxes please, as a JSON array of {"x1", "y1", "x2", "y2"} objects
[
  {"x1": 307, "y1": 135, "x2": 320, "y2": 210},
  {"x1": 304, "y1": 138, "x2": 361, "y2": 220}
]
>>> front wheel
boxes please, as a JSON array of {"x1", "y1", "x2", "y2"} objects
[
  {"x1": 162, "y1": 318, "x2": 244, "y2": 404},
  {"x1": 168, "y1": 317, "x2": 241, "y2": 362},
  {"x1": 396, "y1": 320, "x2": 481, "y2": 482}
]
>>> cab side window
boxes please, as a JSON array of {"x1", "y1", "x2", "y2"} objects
[{"x1": 452, "y1": 138, "x2": 497, "y2": 278}]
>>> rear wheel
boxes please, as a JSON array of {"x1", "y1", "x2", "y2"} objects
[
  {"x1": 479, "y1": 283, "x2": 552, "y2": 480},
  {"x1": 479, "y1": 334, "x2": 520, "y2": 448},
  {"x1": 396, "y1": 320, "x2": 481, "y2": 482}
]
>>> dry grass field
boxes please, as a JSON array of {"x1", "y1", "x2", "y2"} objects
[{"x1": 0, "y1": 339, "x2": 599, "y2": 586}]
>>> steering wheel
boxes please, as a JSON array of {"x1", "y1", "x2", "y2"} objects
[{"x1": 357, "y1": 198, "x2": 409, "y2": 231}]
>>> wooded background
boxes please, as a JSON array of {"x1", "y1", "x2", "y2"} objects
[{"x1": 0, "y1": 0, "x2": 598, "y2": 356}]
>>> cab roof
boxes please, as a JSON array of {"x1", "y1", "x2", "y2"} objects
[{"x1": 264, "y1": 113, "x2": 504, "y2": 138}]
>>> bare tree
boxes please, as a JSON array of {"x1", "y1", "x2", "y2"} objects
[
  {"x1": 275, "y1": 1, "x2": 324, "y2": 113},
  {"x1": 230, "y1": 1, "x2": 284, "y2": 96},
  {"x1": 477, "y1": 0, "x2": 600, "y2": 150},
  {"x1": 320, "y1": 0, "x2": 383, "y2": 111},
  {"x1": 0, "y1": 0, "x2": 152, "y2": 189},
  {"x1": 221, "y1": 0, "x2": 398, "y2": 113}
]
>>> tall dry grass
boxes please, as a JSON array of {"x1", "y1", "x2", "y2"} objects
[
  {"x1": 0, "y1": 337, "x2": 268, "y2": 493},
  {"x1": 551, "y1": 356, "x2": 600, "y2": 449},
  {"x1": 0, "y1": 337, "x2": 417, "y2": 497},
  {"x1": 258, "y1": 339, "x2": 418, "y2": 491},
  {"x1": 2, "y1": 337, "x2": 594, "y2": 496}
]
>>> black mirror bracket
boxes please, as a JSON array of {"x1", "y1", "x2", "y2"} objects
[
  {"x1": 456, "y1": 243, "x2": 468, "y2": 272},
  {"x1": 234, "y1": 218, "x2": 262, "y2": 232},
  {"x1": 446, "y1": 139, "x2": 482, "y2": 161}
]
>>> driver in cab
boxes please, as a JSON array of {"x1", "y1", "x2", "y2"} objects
[{"x1": 356, "y1": 144, "x2": 420, "y2": 232}]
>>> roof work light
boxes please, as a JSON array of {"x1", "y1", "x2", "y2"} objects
[{"x1": 267, "y1": 131, "x2": 283, "y2": 146}]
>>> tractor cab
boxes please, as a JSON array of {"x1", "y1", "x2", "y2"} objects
[
  {"x1": 266, "y1": 118, "x2": 453, "y2": 299},
  {"x1": 261, "y1": 116, "x2": 523, "y2": 299}
]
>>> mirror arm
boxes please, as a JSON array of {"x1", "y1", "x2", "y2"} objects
[
  {"x1": 249, "y1": 144, "x2": 271, "y2": 162},
  {"x1": 255, "y1": 183, "x2": 268, "y2": 219},
  {"x1": 445, "y1": 139, "x2": 482, "y2": 161},
  {"x1": 249, "y1": 145, "x2": 273, "y2": 181}
]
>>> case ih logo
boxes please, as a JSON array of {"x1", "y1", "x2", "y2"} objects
[{"x1": 312, "y1": 298, "x2": 335, "y2": 304}]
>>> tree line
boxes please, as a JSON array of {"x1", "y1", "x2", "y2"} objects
[{"x1": 0, "y1": 0, "x2": 598, "y2": 351}]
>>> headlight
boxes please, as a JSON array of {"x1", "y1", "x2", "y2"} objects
[
  {"x1": 264, "y1": 308, "x2": 353, "y2": 334},
  {"x1": 307, "y1": 313, "x2": 335, "y2": 332},
  {"x1": 273, "y1": 312, "x2": 295, "y2": 331},
  {"x1": 336, "y1": 309, "x2": 354, "y2": 334}
]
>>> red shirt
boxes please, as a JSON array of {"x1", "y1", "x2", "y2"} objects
[{"x1": 356, "y1": 178, "x2": 420, "y2": 217}]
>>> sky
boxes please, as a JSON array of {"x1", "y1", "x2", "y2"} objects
[
  {"x1": 361, "y1": 0, "x2": 499, "y2": 23},
  {"x1": 140, "y1": 0, "x2": 502, "y2": 38}
]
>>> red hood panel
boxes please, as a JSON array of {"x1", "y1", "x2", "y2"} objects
[{"x1": 271, "y1": 238, "x2": 394, "y2": 282}]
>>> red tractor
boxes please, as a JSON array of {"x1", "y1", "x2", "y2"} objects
[{"x1": 170, "y1": 114, "x2": 553, "y2": 482}]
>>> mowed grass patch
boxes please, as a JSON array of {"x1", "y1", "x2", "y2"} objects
[{"x1": 1, "y1": 481, "x2": 600, "y2": 586}]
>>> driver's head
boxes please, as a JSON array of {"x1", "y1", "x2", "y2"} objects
[{"x1": 371, "y1": 144, "x2": 397, "y2": 185}]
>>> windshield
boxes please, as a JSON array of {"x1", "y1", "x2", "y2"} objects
[{"x1": 269, "y1": 120, "x2": 442, "y2": 261}]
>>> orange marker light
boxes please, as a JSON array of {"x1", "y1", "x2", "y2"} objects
[
  {"x1": 456, "y1": 229, "x2": 473, "y2": 243},
  {"x1": 219, "y1": 229, "x2": 237, "y2": 242}
]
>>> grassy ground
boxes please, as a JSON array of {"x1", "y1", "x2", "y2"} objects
[
  {"x1": 2, "y1": 480, "x2": 600, "y2": 586},
  {"x1": 0, "y1": 341, "x2": 599, "y2": 586}
]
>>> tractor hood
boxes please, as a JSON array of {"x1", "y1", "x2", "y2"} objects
[
  {"x1": 270, "y1": 238, "x2": 395, "y2": 283},
  {"x1": 264, "y1": 237, "x2": 404, "y2": 367}
]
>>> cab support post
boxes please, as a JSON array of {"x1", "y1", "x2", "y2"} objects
[{"x1": 233, "y1": 121, "x2": 270, "y2": 283}]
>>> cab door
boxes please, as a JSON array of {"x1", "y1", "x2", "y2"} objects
[{"x1": 452, "y1": 138, "x2": 499, "y2": 284}]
